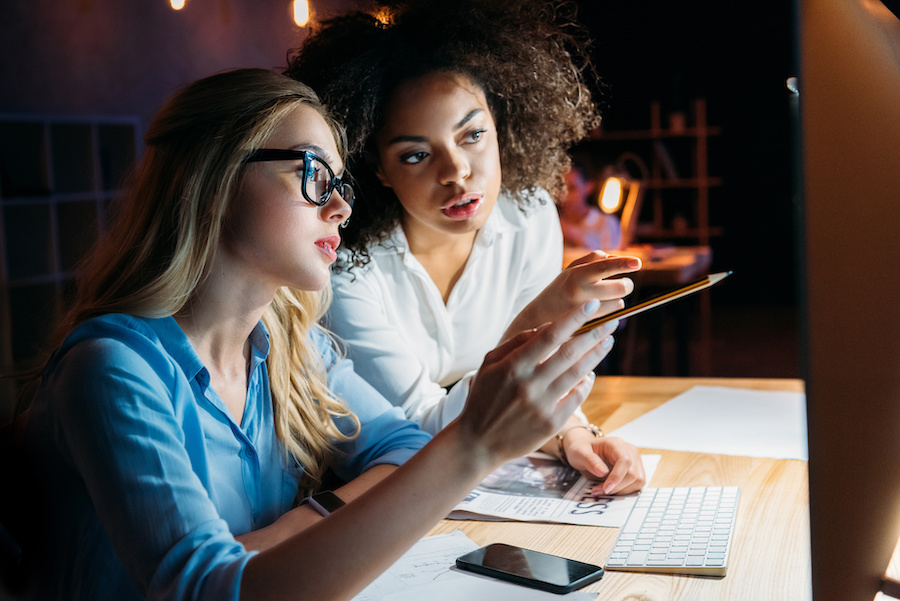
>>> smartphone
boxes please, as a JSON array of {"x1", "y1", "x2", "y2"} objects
[
  {"x1": 574, "y1": 270, "x2": 732, "y2": 336},
  {"x1": 456, "y1": 543, "x2": 605, "y2": 594}
]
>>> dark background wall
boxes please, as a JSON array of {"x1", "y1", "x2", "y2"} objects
[
  {"x1": 0, "y1": 0, "x2": 802, "y2": 382},
  {"x1": 0, "y1": 0, "x2": 358, "y2": 122},
  {"x1": 575, "y1": 0, "x2": 799, "y2": 307}
]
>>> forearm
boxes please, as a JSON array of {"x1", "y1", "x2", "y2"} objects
[
  {"x1": 240, "y1": 424, "x2": 495, "y2": 601},
  {"x1": 236, "y1": 464, "x2": 397, "y2": 552},
  {"x1": 242, "y1": 299, "x2": 608, "y2": 599}
]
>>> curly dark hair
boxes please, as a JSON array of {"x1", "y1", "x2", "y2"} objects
[{"x1": 285, "y1": 0, "x2": 604, "y2": 270}]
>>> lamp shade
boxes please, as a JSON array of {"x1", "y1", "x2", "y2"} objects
[{"x1": 596, "y1": 152, "x2": 647, "y2": 249}]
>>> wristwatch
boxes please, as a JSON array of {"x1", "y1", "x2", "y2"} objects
[{"x1": 300, "y1": 490, "x2": 345, "y2": 517}]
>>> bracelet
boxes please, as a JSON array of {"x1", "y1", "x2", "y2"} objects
[{"x1": 555, "y1": 424, "x2": 604, "y2": 467}]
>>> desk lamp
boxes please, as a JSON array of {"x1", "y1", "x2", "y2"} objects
[{"x1": 596, "y1": 152, "x2": 647, "y2": 249}]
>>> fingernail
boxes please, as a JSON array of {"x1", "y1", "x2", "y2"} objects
[
  {"x1": 602, "y1": 335, "x2": 615, "y2": 349},
  {"x1": 604, "y1": 319, "x2": 620, "y2": 334},
  {"x1": 627, "y1": 258, "x2": 641, "y2": 269},
  {"x1": 584, "y1": 299, "x2": 600, "y2": 314}
]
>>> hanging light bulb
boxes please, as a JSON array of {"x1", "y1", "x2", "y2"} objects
[
  {"x1": 372, "y1": 7, "x2": 394, "y2": 25},
  {"x1": 170, "y1": 0, "x2": 186, "y2": 10},
  {"x1": 293, "y1": 0, "x2": 310, "y2": 26}
]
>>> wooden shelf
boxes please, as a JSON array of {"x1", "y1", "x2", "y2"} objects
[
  {"x1": 645, "y1": 177, "x2": 722, "y2": 190},
  {"x1": 588, "y1": 98, "x2": 722, "y2": 246},
  {"x1": 635, "y1": 225, "x2": 725, "y2": 240},
  {"x1": 592, "y1": 126, "x2": 722, "y2": 141}
]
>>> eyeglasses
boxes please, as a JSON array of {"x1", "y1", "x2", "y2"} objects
[{"x1": 246, "y1": 149, "x2": 355, "y2": 208}]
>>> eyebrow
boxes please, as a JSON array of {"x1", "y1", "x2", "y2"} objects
[
  {"x1": 292, "y1": 143, "x2": 331, "y2": 160},
  {"x1": 290, "y1": 143, "x2": 345, "y2": 174},
  {"x1": 385, "y1": 108, "x2": 484, "y2": 146}
]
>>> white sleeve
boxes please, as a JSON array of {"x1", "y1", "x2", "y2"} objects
[
  {"x1": 510, "y1": 196, "x2": 587, "y2": 424},
  {"x1": 508, "y1": 192, "x2": 565, "y2": 320},
  {"x1": 327, "y1": 268, "x2": 470, "y2": 435}
]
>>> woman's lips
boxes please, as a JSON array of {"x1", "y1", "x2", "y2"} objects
[
  {"x1": 315, "y1": 235, "x2": 340, "y2": 262},
  {"x1": 441, "y1": 194, "x2": 483, "y2": 220}
]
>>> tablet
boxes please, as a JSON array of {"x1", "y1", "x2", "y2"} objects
[{"x1": 574, "y1": 271, "x2": 732, "y2": 336}]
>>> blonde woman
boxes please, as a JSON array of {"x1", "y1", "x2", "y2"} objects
[{"x1": 14, "y1": 68, "x2": 613, "y2": 601}]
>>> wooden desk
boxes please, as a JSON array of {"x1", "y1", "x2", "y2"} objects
[
  {"x1": 621, "y1": 246, "x2": 712, "y2": 376},
  {"x1": 427, "y1": 377, "x2": 810, "y2": 601},
  {"x1": 562, "y1": 244, "x2": 711, "y2": 286},
  {"x1": 612, "y1": 244, "x2": 712, "y2": 288}
]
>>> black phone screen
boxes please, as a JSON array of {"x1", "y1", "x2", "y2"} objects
[{"x1": 456, "y1": 543, "x2": 604, "y2": 594}]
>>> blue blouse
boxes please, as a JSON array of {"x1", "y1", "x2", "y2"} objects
[{"x1": 23, "y1": 314, "x2": 431, "y2": 601}]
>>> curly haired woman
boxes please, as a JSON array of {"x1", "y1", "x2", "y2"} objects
[{"x1": 287, "y1": 0, "x2": 646, "y2": 494}]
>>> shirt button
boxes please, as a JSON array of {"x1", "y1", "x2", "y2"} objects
[{"x1": 246, "y1": 447, "x2": 255, "y2": 457}]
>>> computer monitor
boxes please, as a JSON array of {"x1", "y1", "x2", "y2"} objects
[{"x1": 798, "y1": 0, "x2": 900, "y2": 599}]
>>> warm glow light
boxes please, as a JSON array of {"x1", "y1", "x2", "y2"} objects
[
  {"x1": 372, "y1": 7, "x2": 394, "y2": 25},
  {"x1": 170, "y1": 0, "x2": 186, "y2": 10},
  {"x1": 293, "y1": 0, "x2": 310, "y2": 26},
  {"x1": 599, "y1": 176, "x2": 625, "y2": 214}
]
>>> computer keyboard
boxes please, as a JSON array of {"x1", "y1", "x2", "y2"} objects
[{"x1": 604, "y1": 486, "x2": 739, "y2": 577}]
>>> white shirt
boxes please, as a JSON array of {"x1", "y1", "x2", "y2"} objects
[{"x1": 327, "y1": 191, "x2": 563, "y2": 434}]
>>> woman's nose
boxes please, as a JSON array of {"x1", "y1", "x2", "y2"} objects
[
  {"x1": 321, "y1": 187, "x2": 352, "y2": 225},
  {"x1": 438, "y1": 148, "x2": 471, "y2": 185}
]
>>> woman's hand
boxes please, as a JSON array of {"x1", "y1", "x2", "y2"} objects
[
  {"x1": 562, "y1": 428, "x2": 646, "y2": 495},
  {"x1": 503, "y1": 252, "x2": 641, "y2": 343},
  {"x1": 456, "y1": 299, "x2": 615, "y2": 465}
]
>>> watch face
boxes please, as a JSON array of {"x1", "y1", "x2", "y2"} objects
[{"x1": 311, "y1": 491, "x2": 345, "y2": 514}]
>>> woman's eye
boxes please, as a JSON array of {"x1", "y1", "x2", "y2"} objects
[
  {"x1": 401, "y1": 151, "x2": 429, "y2": 165},
  {"x1": 465, "y1": 129, "x2": 487, "y2": 144},
  {"x1": 299, "y1": 163, "x2": 322, "y2": 182}
]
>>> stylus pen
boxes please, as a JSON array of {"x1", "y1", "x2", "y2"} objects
[{"x1": 574, "y1": 271, "x2": 733, "y2": 337}]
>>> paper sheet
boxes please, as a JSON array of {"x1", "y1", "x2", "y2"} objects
[
  {"x1": 353, "y1": 530, "x2": 599, "y2": 601},
  {"x1": 607, "y1": 385, "x2": 808, "y2": 460},
  {"x1": 449, "y1": 454, "x2": 661, "y2": 527}
]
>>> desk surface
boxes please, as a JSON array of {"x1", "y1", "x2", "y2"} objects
[
  {"x1": 563, "y1": 244, "x2": 712, "y2": 287},
  {"x1": 427, "y1": 376, "x2": 810, "y2": 601},
  {"x1": 612, "y1": 244, "x2": 712, "y2": 287}
]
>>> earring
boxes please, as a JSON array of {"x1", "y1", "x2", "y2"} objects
[{"x1": 340, "y1": 217, "x2": 351, "y2": 229}]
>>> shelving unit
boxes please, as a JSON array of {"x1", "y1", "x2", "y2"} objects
[
  {"x1": 590, "y1": 98, "x2": 722, "y2": 246},
  {"x1": 0, "y1": 114, "x2": 140, "y2": 416},
  {"x1": 579, "y1": 98, "x2": 722, "y2": 376}
]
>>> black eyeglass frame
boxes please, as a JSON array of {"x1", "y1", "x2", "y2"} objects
[{"x1": 245, "y1": 149, "x2": 355, "y2": 208}]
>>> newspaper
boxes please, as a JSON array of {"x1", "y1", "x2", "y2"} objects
[{"x1": 448, "y1": 454, "x2": 661, "y2": 527}]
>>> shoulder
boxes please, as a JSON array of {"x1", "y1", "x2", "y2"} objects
[
  {"x1": 309, "y1": 326, "x2": 343, "y2": 370},
  {"x1": 56, "y1": 314, "x2": 165, "y2": 363},
  {"x1": 332, "y1": 230, "x2": 407, "y2": 296},
  {"x1": 46, "y1": 314, "x2": 188, "y2": 397},
  {"x1": 333, "y1": 226, "x2": 405, "y2": 282}
]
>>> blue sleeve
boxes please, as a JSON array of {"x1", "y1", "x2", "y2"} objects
[
  {"x1": 312, "y1": 329, "x2": 432, "y2": 481},
  {"x1": 46, "y1": 324, "x2": 251, "y2": 601}
]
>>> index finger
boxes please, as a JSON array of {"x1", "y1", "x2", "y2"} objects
[
  {"x1": 512, "y1": 299, "x2": 603, "y2": 366},
  {"x1": 568, "y1": 255, "x2": 642, "y2": 281}
]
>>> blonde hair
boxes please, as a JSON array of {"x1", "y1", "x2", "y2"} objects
[{"x1": 40, "y1": 68, "x2": 359, "y2": 490}]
